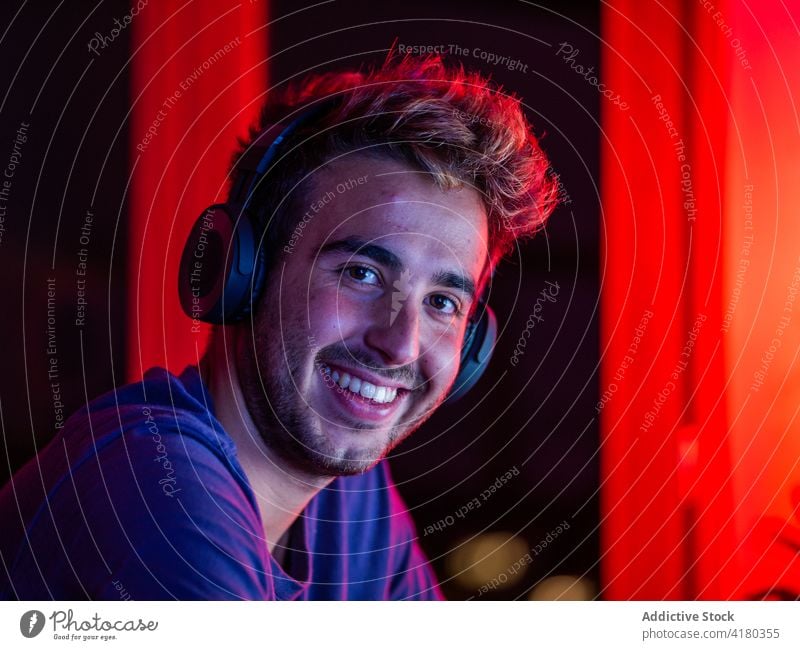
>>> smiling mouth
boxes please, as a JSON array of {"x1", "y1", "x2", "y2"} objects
[{"x1": 319, "y1": 364, "x2": 404, "y2": 404}]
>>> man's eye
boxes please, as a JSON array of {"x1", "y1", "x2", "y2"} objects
[
  {"x1": 344, "y1": 265, "x2": 381, "y2": 286},
  {"x1": 426, "y1": 294, "x2": 460, "y2": 316}
]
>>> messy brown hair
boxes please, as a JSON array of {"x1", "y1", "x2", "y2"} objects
[{"x1": 231, "y1": 52, "x2": 558, "y2": 278}]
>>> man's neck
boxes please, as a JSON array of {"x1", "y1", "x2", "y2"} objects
[{"x1": 201, "y1": 326, "x2": 332, "y2": 557}]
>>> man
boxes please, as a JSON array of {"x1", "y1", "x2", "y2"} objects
[{"x1": 0, "y1": 54, "x2": 556, "y2": 600}]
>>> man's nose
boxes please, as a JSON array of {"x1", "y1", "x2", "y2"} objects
[{"x1": 364, "y1": 295, "x2": 421, "y2": 367}]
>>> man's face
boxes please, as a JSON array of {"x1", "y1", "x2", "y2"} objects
[{"x1": 238, "y1": 153, "x2": 488, "y2": 476}]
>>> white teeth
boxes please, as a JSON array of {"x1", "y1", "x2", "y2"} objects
[
  {"x1": 360, "y1": 382, "x2": 376, "y2": 399},
  {"x1": 320, "y1": 365, "x2": 400, "y2": 404}
]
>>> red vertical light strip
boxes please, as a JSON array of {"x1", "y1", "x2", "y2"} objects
[
  {"x1": 681, "y1": 0, "x2": 739, "y2": 600},
  {"x1": 600, "y1": 0, "x2": 686, "y2": 600},
  {"x1": 600, "y1": 0, "x2": 736, "y2": 599},
  {"x1": 719, "y1": 1, "x2": 800, "y2": 599},
  {"x1": 129, "y1": 1, "x2": 267, "y2": 380}
]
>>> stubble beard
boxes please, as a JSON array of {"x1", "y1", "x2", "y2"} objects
[{"x1": 237, "y1": 309, "x2": 432, "y2": 477}]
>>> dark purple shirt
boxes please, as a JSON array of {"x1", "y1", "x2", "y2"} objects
[{"x1": 0, "y1": 367, "x2": 442, "y2": 600}]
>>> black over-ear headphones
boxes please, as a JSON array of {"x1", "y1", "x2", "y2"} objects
[{"x1": 178, "y1": 100, "x2": 497, "y2": 401}]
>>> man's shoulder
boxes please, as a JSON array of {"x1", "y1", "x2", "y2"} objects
[
  {"x1": 85, "y1": 366, "x2": 215, "y2": 429},
  {"x1": 0, "y1": 366, "x2": 267, "y2": 599},
  {"x1": 62, "y1": 366, "x2": 233, "y2": 459},
  {"x1": 67, "y1": 365, "x2": 247, "y2": 506},
  {"x1": 9, "y1": 364, "x2": 249, "y2": 521}
]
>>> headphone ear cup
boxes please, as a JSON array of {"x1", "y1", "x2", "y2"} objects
[
  {"x1": 446, "y1": 304, "x2": 497, "y2": 402},
  {"x1": 178, "y1": 205, "x2": 261, "y2": 324}
]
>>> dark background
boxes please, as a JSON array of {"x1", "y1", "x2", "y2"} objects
[
  {"x1": 0, "y1": 0, "x2": 600, "y2": 600},
  {"x1": 0, "y1": 2, "x2": 131, "y2": 490}
]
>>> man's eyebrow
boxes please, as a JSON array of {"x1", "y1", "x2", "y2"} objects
[
  {"x1": 315, "y1": 237, "x2": 402, "y2": 272},
  {"x1": 432, "y1": 270, "x2": 476, "y2": 304},
  {"x1": 316, "y1": 236, "x2": 477, "y2": 302}
]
